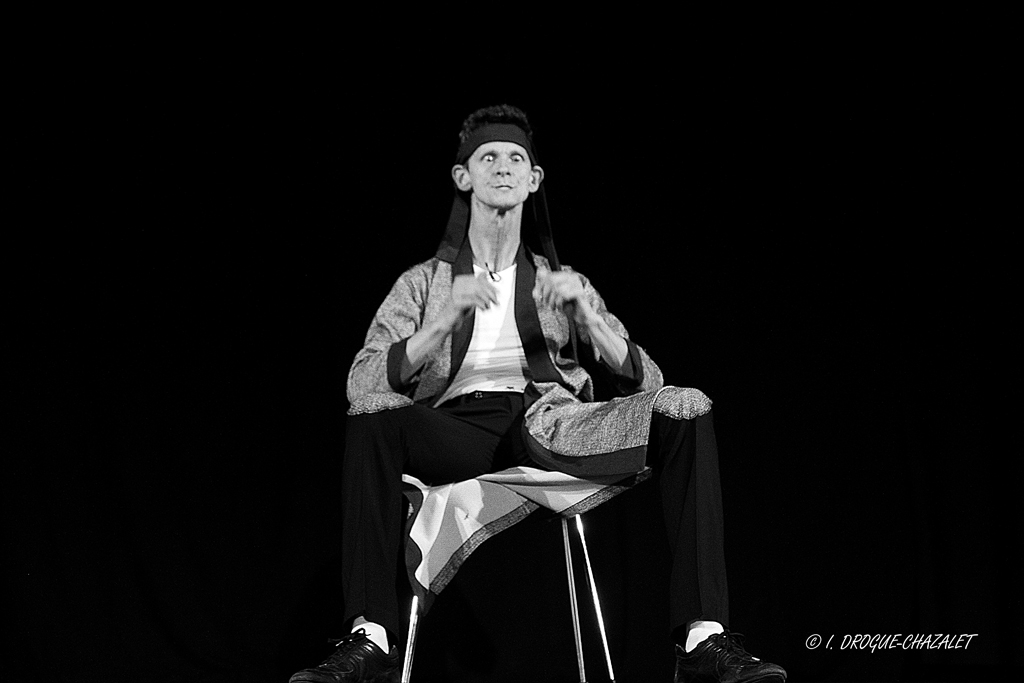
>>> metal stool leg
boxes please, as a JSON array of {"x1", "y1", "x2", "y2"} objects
[
  {"x1": 404, "y1": 518, "x2": 613, "y2": 683},
  {"x1": 576, "y1": 514, "x2": 616, "y2": 683},
  {"x1": 401, "y1": 595, "x2": 420, "y2": 683},
  {"x1": 562, "y1": 517, "x2": 587, "y2": 683}
]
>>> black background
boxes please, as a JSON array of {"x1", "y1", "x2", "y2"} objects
[{"x1": 6, "y1": 34, "x2": 1016, "y2": 682}]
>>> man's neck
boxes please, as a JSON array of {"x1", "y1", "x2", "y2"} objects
[{"x1": 467, "y1": 198, "x2": 522, "y2": 272}]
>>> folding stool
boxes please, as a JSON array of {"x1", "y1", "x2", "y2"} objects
[{"x1": 398, "y1": 466, "x2": 647, "y2": 682}]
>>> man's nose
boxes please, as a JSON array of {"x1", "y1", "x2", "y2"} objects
[{"x1": 494, "y1": 156, "x2": 512, "y2": 174}]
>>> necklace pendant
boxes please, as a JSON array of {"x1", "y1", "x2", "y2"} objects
[{"x1": 483, "y1": 262, "x2": 502, "y2": 282}]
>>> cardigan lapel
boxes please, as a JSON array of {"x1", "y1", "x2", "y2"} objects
[
  {"x1": 446, "y1": 238, "x2": 476, "y2": 388},
  {"x1": 515, "y1": 246, "x2": 565, "y2": 387}
]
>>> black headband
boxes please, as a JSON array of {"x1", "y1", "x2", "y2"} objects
[{"x1": 455, "y1": 123, "x2": 538, "y2": 165}]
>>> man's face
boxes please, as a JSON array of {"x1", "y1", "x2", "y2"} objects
[{"x1": 452, "y1": 141, "x2": 543, "y2": 211}]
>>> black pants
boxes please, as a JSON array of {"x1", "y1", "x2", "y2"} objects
[{"x1": 339, "y1": 392, "x2": 729, "y2": 640}]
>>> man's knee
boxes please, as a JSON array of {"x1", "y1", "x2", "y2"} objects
[
  {"x1": 653, "y1": 387, "x2": 712, "y2": 421},
  {"x1": 347, "y1": 392, "x2": 415, "y2": 416}
]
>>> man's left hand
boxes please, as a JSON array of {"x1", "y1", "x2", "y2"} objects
[
  {"x1": 536, "y1": 271, "x2": 595, "y2": 325},
  {"x1": 536, "y1": 270, "x2": 629, "y2": 371}
]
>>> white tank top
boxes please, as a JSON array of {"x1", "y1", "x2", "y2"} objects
[{"x1": 433, "y1": 263, "x2": 531, "y2": 406}]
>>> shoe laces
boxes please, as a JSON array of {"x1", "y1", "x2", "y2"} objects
[
  {"x1": 318, "y1": 630, "x2": 370, "y2": 671},
  {"x1": 708, "y1": 631, "x2": 761, "y2": 668}
]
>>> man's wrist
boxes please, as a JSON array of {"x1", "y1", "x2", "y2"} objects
[
  {"x1": 575, "y1": 302, "x2": 603, "y2": 330},
  {"x1": 403, "y1": 318, "x2": 454, "y2": 378},
  {"x1": 421, "y1": 316, "x2": 456, "y2": 345},
  {"x1": 436, "y1": 308, "x2": 465, "y2": 336}
]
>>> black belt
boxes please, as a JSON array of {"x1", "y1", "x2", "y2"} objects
[{"x1": 441, "y1": 390, "x2": 524, "y2": 406}]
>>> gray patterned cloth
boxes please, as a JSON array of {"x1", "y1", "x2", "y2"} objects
[{"x1": 347, "y1": 254, "x2": 711, "y2": 479}]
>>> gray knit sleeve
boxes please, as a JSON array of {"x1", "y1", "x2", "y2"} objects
[
  {"x1": 346, "y1": 264, "x2": 429, "y2": 403},
  {"x1": 575, "y1": 270, "x2": 664, "y2": 394}
]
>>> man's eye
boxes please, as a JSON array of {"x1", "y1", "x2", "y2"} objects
[
  {"x1": 483, "y1": 154, "x2": 495, "y2": 162},
  {"x1": 511, "y1": 155, "x2": 523, "y2": 162}
]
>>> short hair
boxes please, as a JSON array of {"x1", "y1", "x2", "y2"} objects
[{"x1": 458, "y1": 104, "x2": 534, "y2": 145}]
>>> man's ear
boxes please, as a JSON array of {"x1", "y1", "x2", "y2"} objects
[
  {"x1": 528, "y1": 165, "x2": 545, "y2": 193},
  {"x1": 452, "y1": 164, "x2": 472, "y2": 191}
]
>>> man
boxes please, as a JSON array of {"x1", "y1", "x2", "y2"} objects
[{"x1": 288, "y1": 105, "x2": 786, "y2": 682}]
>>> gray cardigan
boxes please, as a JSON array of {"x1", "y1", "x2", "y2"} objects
[{"x1": 347, "y1": 248, "x2": 711, "y2": 478}]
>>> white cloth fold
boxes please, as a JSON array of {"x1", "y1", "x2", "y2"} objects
[{"x1": 401, "y1": 465, "x2": 649, "y2": 610}]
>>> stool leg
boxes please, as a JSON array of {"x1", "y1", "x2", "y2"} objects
[
  {"x1": 401, "y1": 595, "x2": 420, "y2": 683},
  {"x1": 576, "y1": 514, "x2": 616, "y2": 682},
  {"x1": 562, "y1": 517, "x2": 587, "y2": 683}
]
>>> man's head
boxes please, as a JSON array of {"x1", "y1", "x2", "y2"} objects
[
  {"x1": 451, "y1": 105, "x2": 544, "y2": 211},
  {"x1": 436, "y1": 104, "x2": 559, "y2": 268}
]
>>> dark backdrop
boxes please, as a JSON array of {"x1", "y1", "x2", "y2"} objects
[{"x1": 6, "y1": 43, "x2": 1016, "y2": 682}]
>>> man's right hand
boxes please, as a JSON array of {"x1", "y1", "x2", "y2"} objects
[
  {"x1": 400, "y1": 273, "x2": 498, "y2": 383},
  {"x1": 440, "y1": 272, "x2": 500, "y2": 333}
]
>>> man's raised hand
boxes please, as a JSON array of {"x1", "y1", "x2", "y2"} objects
[{"x1": 442, "y1": 272, "x2": 500, "y2": 332}]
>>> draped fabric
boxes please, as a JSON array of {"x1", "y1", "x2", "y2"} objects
[{"x1": 401, "y1": 466, "x2": 651, "y2": 612}]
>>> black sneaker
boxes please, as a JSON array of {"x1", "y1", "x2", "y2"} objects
[
  {"x1": 674, "y1": 630, "x2": 786, "y2": 683},
  {"x1": 288, "y1": 629, "x2": 400, "y2": 683}
]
